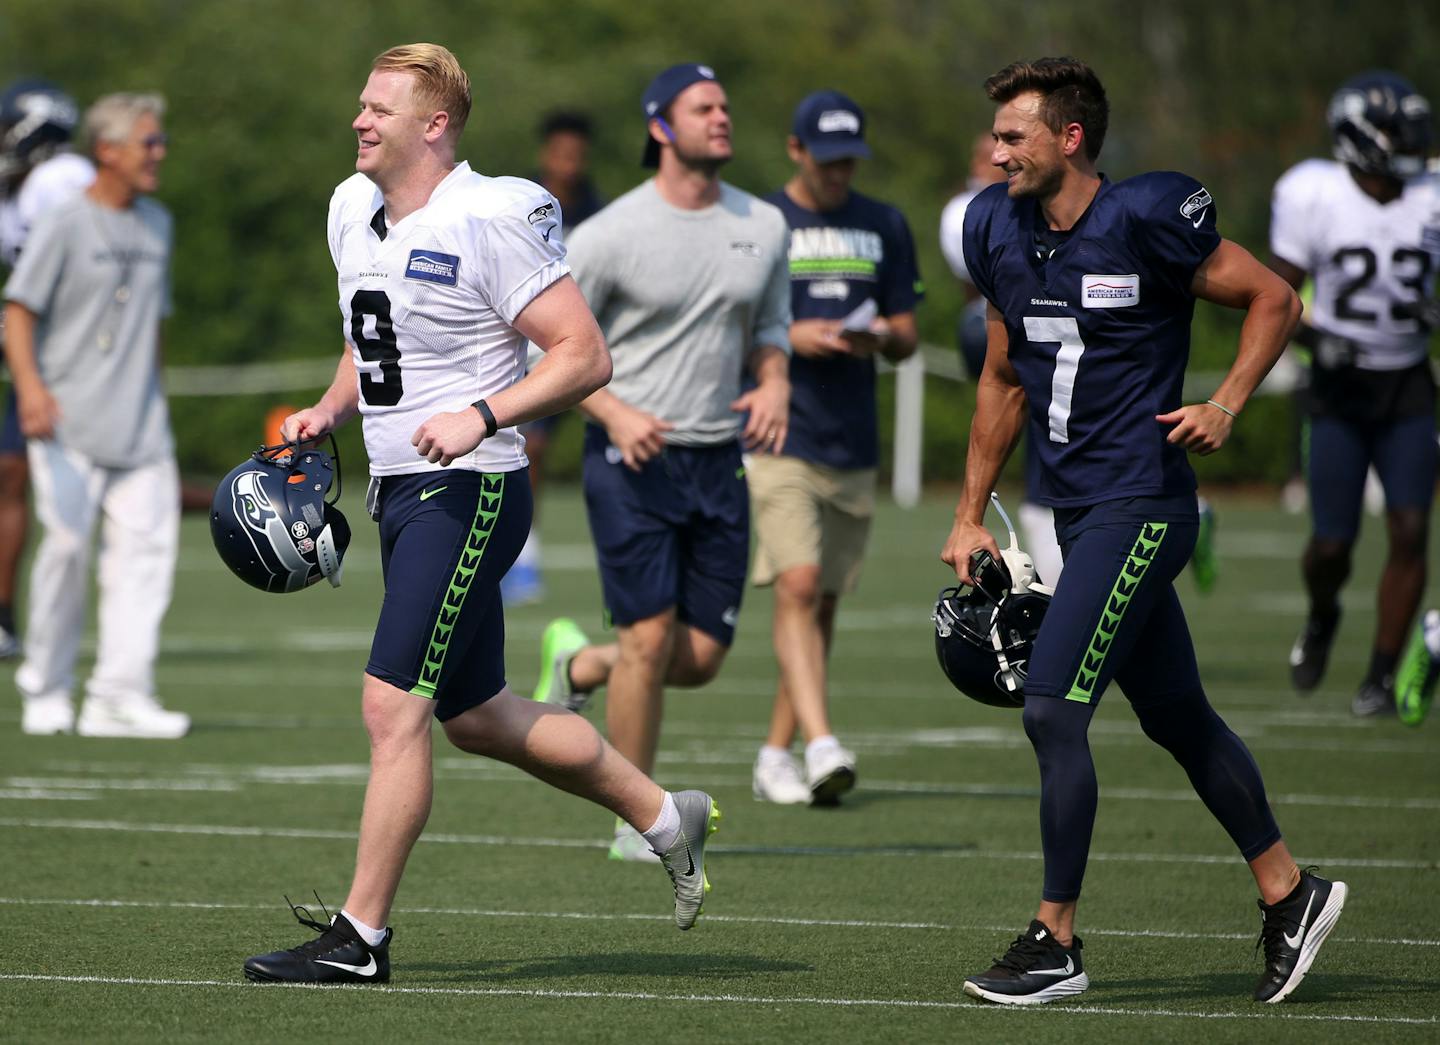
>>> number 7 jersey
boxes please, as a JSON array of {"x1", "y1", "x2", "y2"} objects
[
  {"x1": 961, "y1": 173, "x2": 1220, "y2": 508},
  {"x1": 327, "y1": 162, "x2": 569, "y2": 475}
]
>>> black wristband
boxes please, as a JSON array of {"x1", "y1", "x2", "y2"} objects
[{"x1": 472, "y1": 399, "x2": 498, "y2": 438}]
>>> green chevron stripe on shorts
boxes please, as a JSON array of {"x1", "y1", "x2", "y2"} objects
[
  {"x1": 1065, "y1": 521, "x2": 1169, "y2": 704},
  {"x1": 411, "y1": 473, "x2": 505, "y2": 700}
]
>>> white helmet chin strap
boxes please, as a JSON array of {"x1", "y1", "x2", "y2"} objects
[
  {"x1": 315, "y1": 523, "x2": 344, "y2": 588},
  {"x1": 989, "y1": 492, "x2": 1055, "y2": 597}
]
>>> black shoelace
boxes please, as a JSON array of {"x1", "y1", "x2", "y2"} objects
[
  {"x1": 994, "y1": 931, "x2": 1057, "y2": 973},
  {"x1": 281, "y1": 892, "x2": 345, "y2": 957}
]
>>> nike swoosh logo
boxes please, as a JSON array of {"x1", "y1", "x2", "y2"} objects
[
  {"x1": 419, "y1": 485, "x2": 448, "y2": 502},
  {"x1": 315, "y1": 953, "x2": 378, "y2": 977},
  {"x1": 1283, "y1": 892, "x2": 1316, "y2": 950},
  {"x1": 1030, "y1": 957, "x2": 1074, "y2": 978},
  {"x1": 682, "y1": 842, "x2": 695, "y2": 877},
  {"x1": 1191, "y1": 209, "x2": 1209, "y2": 229}
]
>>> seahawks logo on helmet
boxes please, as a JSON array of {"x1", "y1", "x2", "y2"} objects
[{"x1": 211, "y1": 442, "x2": 350, "y2": 594}]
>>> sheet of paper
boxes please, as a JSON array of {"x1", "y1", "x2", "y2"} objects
[{"x1": 840, "y1": 298, "x2": 877, "y2": 333}]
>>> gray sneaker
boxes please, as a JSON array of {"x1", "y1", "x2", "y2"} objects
[{"x1": 658, "y1": 790, "x2": 721, "y2": 931}]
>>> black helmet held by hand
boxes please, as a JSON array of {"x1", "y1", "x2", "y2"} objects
[
  {"x1": 932, "y1": 494, "x2": 1053, "y2": 708},
  {"x1": 211, "y1": 442, "x2": 350, "y2": 594}
]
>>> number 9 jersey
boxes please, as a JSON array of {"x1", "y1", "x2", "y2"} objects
[
  {"x1": 960, "y1": 173, "x2": 1220, "y2": 508},
  {"x1": 326, "y1": 162, "x2": 569, "y2": 475},
  {"x1": 1270, "y1": 158, "x2": 1440, "y2": 371}
]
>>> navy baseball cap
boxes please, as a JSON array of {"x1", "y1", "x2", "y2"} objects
[
  {"x1": 640, "y1": 62, "x2": 718, "y2": 167},
  {"x1": 792, "y1": 89, "x2": 871, "y2": 162}
]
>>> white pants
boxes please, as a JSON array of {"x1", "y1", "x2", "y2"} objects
[{"x1": 16, "y1": 441, "x2": 179, "y2": 704}]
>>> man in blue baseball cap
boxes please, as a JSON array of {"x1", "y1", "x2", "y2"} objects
[
  {"x1": 533, "y1": 62, "x2": 793, "y2": 860},
  {"x1": 748, "y1": 88, "x2": 924, "y2": 807},
  {"x1": 639, "y1": 62, "x2": 719, "y2": 168}
]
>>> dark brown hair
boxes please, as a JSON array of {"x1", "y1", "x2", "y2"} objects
[{"x1": 984, "y1": 57, "x2": 1109, "y2": 161}]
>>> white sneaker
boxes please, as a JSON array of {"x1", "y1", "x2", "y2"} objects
[
  {"x1": 21, "y1": 693, "x2": 74, "y2": 735},
  {"x1": 805, "y1": 741, "x2": 857, "y2": 805},
  {"x1": 752, "y1": 749, "x2": 812, "y2": 805},
  {"x1": 77, "y1": 693, "x2": 190, "y2": 739}
]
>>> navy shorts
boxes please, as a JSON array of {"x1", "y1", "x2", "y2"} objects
[
  {"x1": 1308, "y1": 412, "x2": 1437, "y2": 542},
  {"x1": 0, "y1": 388, "x2": 23, "y2": 455},
  {"x1": 1025, "y1": 495, "x2": 1201, "y2": 707},
  {"x1": 582, "y1": 425, "x2": 748, "y2": 645},
  {"x1": 366, "y1": 468, "x2": 531, "y2": 721}
]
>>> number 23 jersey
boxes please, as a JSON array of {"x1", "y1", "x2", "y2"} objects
[
  {"x1": 1270, "y1": 158, "x2": 1440, "y2": 370},
  {"x1": 961, "y1": 173, "x2": 1220, "y2": 508},
  {"x1": 327, "y1": 162, "x2": 568, "y2": 475}
]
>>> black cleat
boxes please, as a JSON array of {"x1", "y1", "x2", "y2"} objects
[
  {"x1": 244, "y1": 896, "x2": 391, "y2": 984},
  {"x1": 1290, "y1": 610, "x2": 1340, "y2": 693},
  {"x1": 1253, "y1": 869, "x2": 1347, "y2": 1003},
  {"x1": 962, "y1": 920, "x2": 1088, "y2": 1005}
]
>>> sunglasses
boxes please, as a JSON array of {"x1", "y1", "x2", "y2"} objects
[{"x1": 139, "y1": 133, "x2": 169, "y2": 149}]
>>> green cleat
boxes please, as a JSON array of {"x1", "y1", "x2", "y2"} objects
[
  {"x1": 659, "y1": 790, "x2": 721, "y2": 930},
  {"x1": 1395, "y1": 609, "x2": 1440, "y2": 727},
  {"x1": 532, "y1": 617, "x2": 591, "y2": 711},
  {"x1": 1190, "y1": 498, "x2": 1218, "y2": 594}
]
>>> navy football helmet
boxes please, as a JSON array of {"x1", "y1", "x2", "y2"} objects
[
  {"x1": 933, "y1": 494, "x2": 1054, "y2": 708},
  {"x1": 0, "y1": 79, "x2": 80, "y2": 182},
  {"x1": 211, "y1": 442, "x2": 350, "y2": 594},
  {"x1": 1328, "y1": 71, "x2": 1434, "y2": 180}
]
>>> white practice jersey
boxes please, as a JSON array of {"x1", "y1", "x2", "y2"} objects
[
  {"x1": 1271, "y1": 158, "x2": 1440, "y2": 370},
  {"x1": 0, "y1": 152, "x2": 95, "y2": 266},
  {"x1": 328, "y1": 162, "x2": 568, "y2": 475}
]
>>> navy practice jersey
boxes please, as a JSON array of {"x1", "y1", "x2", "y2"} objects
[
  {"x1": 764, "y1": 188, "x2": 923, "y2": 470},
  {"x1": 961, "y1": 173, "x2": 1220, "y2": 507}
]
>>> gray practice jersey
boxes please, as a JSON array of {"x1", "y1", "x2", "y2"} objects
[
  {"x1": 566, "y1": 180, "x2": 790, "y2": 446},
  {"x1": 3, "y1": 194, "x2": 173, "y2": 464}
]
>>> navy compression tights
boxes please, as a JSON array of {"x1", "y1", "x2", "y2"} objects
[{"x1": 1021, "y1": 690, "x2": 1282, "y2": 903}]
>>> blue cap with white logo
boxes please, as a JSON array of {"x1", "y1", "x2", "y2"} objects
[
  {"x1": 640, "y1": 62, "x2": 718, "y2": 167},
  {"x1": 791, "y1": 89, "x2": 871, "y2": 163}
]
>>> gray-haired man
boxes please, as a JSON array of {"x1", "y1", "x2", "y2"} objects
[{"x1": 3, "y1": 92, "x2": 187, "y2": 738}]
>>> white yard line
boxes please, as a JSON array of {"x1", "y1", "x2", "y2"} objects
[
  {"x1": 0, "y1": 973, "x2": 1433, "y2": 1025},
  {"x1": 0, "y1": 895, "x2": 1434, "y2": 948},
  {"x1": 1, "y1": 816, "x2": 1434, "y2": 869}
]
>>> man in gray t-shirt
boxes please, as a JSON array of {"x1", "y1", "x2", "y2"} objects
[
  {"x1": 532, "y1": 63, "x2": 792, "y2": 861},
  {"x1": 2, "y1": 92, "x2": 187, "y2": 739}
]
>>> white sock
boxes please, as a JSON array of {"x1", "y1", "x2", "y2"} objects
[
  {"x1": 640, "y1": 791, "x2": 681, "y2": 852},
  {"x1": 805, "y1": 734, "x2": 841, "y2": 763},
  {"x1": 340, "y1": 908, "x2": 388, "y2": 947},
  {"x1": 758, "y1": 744, "x2": 793, "y2": 765},
  {"x1": 516, "y1": 529, "x2": 541, "y2": 567}
]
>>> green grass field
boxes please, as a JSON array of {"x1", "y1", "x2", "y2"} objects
[{"x1": 1, "y1": 486, "x2": 1437, "y2": 1043}]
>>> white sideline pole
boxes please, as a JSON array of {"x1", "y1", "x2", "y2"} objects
[{"x1": 892, "y1": 352, "x2": 924, "y2": 508}]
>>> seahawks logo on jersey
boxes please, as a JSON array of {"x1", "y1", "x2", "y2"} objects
[{"x1": 527, "y1": 202, "x2": 557, "y2": 242}]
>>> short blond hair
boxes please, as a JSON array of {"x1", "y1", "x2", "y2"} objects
[
  {"x1": 372, "y1": 43, "x2": 471, "y2": 136},
  {"x1": 85, "y1": 92, "x2": 166, "y2": 158}
]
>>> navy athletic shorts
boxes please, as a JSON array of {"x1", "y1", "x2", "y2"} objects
[
  {"x1": 582, "y1": 424, "x2": 748, "y2": 645},
  {"x1": 366, "y1": 468, "x2": 531, "y2": 721},
  {"x1": 1024, "y1": 495, "x2": 1201, "y2": 707},
  {"x1": 1308, "y1": 410, "x2": 1438, "y2": 542},
  {"x1": 0, "y1": 388, "x2": 22, "y2": 455}
]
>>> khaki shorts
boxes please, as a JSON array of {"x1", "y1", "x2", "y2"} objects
[{"x1": 747, "y1": 454, "x2": 876, "y2": 594}]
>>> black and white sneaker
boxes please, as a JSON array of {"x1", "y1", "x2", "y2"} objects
[
  {"x1": 244, "y1": 896, "x2": 391, "y2": 984},
  {"x1": 1253, "y1": 869, "x2": 1347, "y2": 1003},
  {"x1": 1290, "y1": 610, "x2": 1340, "y2": 692},
  {"x1": 962, "y1": 920, "x2": 1088, "y2": 1004}
]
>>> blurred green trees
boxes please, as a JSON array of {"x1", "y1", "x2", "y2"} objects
[{"x1": 4, "y1": 0, "x2": 1436, "y2": 481}]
